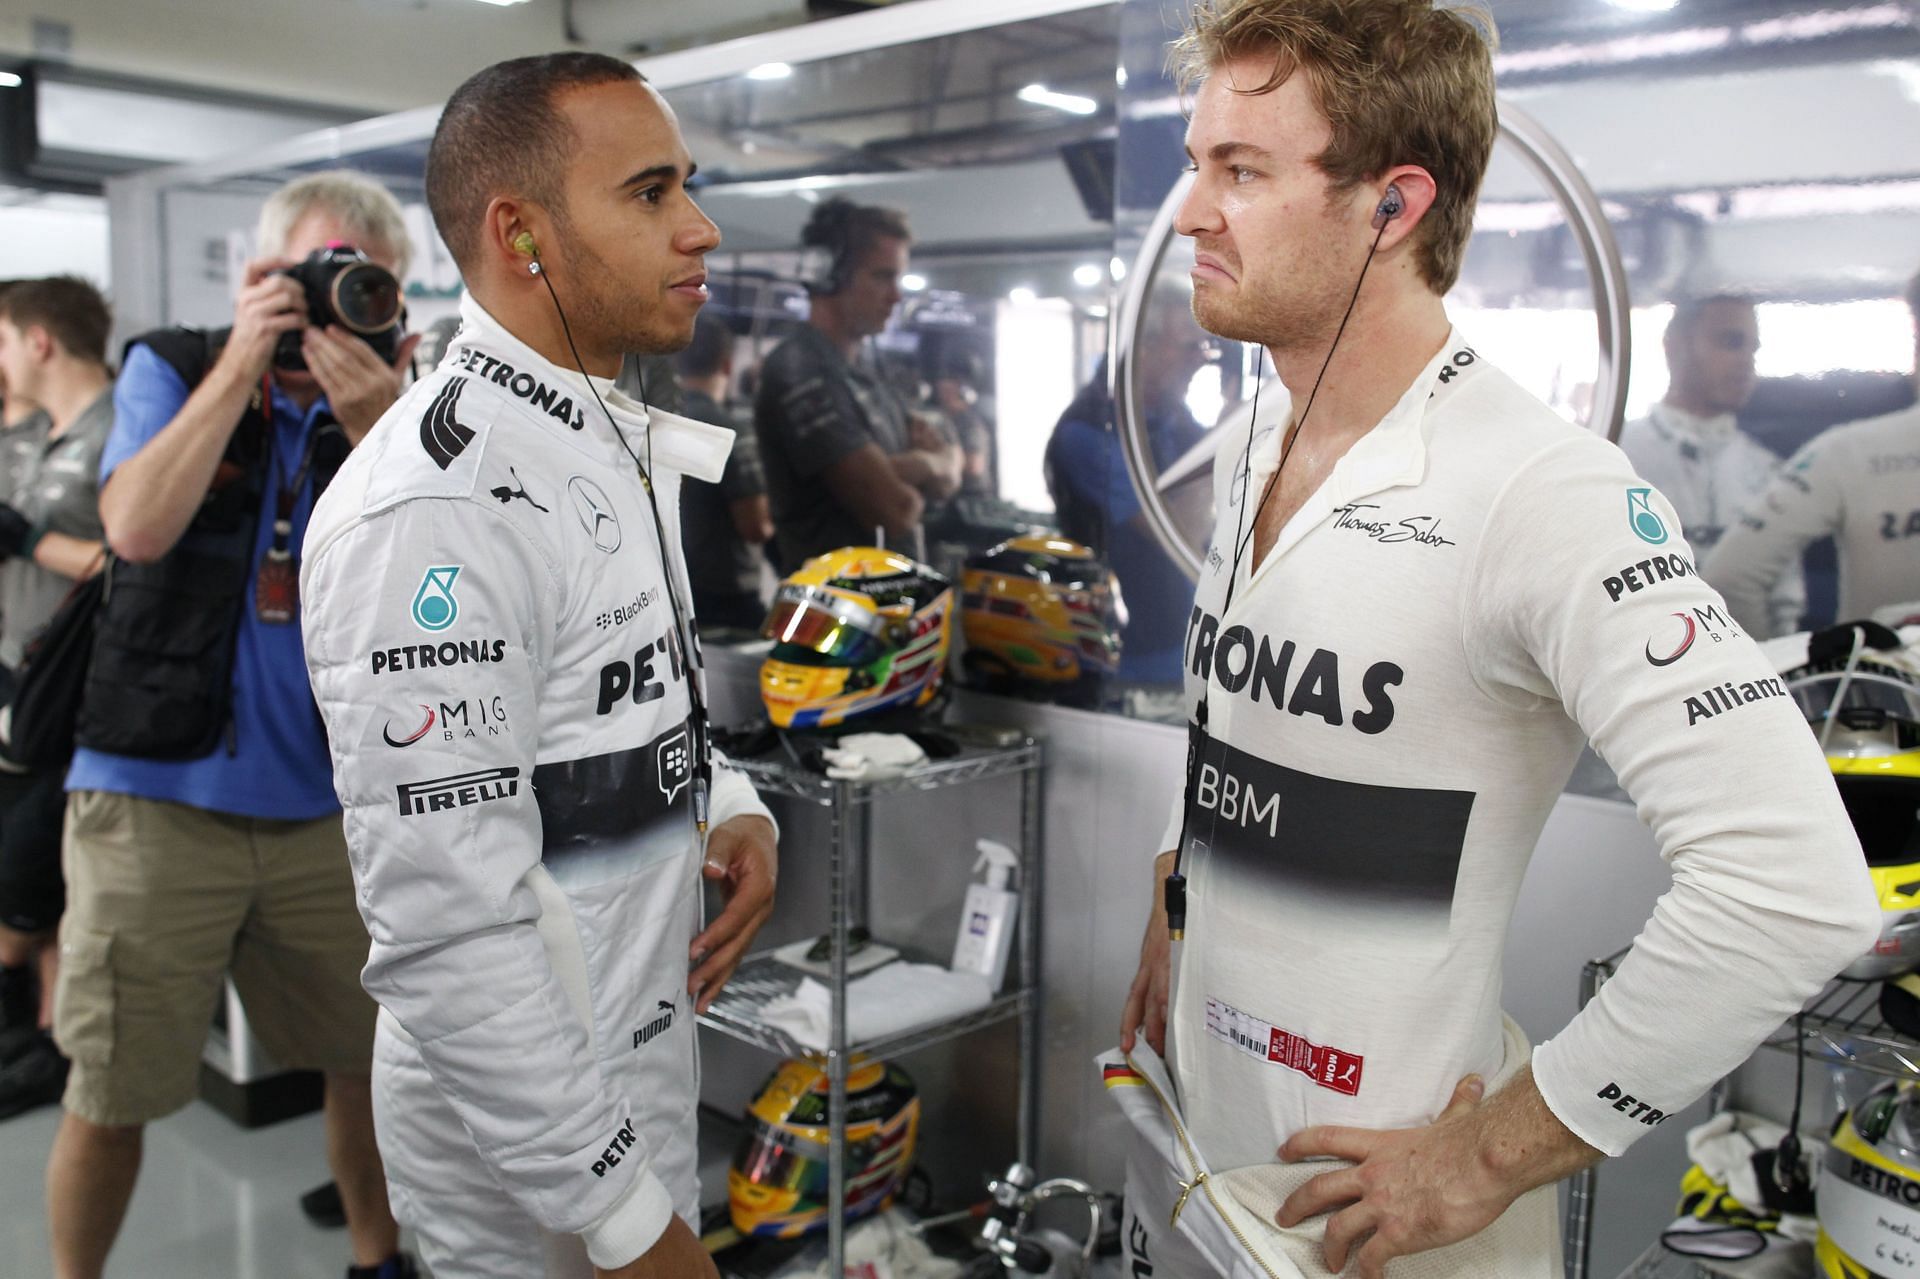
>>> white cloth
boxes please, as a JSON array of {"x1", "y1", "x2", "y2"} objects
[
  {"x1": 758, "y1": 963, "x2": 992, "y2": 1051},
  {"x1": 1155, "y1": 332, "x2": 1876, "y2": 1187},
  {"x1": 1705, "y1": 403, "x2": 1920, "y2": 637},
  {"x1": 1618, "y1": 404, "x2": 1804, "y2": 635},
  {"x1": 821, "y1": 731, "x2": 928, "y2": 780},
  {"x1": 302, "y1": 293, "x2": 776, "y2": 1268}
]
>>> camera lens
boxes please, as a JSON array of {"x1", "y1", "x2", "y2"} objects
[{"x1": 332, "y1": 262, "x2": 402, "y2": 334}]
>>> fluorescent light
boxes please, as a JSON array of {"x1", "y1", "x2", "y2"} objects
[
  {"x1": 1017, "y1": 84, "x2": 1097, "y2": 116},
  {"x1": 1008, "y1": 286, "x2": 1038, "y2": 304},
  {"x1": 1072, "y1": 263, "x2": 1103, "y2": 289},
  {"x1": 1087, "y1": 304, "x2": 1110, "y2": 318},
  {"x1": 901, "y1": 273, "x2": 928, "y2": 293},
  {"x1": 1116, "y1": 67, "x2": 1129, "y2": 88},
  {"x1": 747, "y1": 62, "x2": 793, "y2": 81},
  {"x1": 0, "y1": 73, "x2": 20, "y2": 90},
  {"x1": 1605, "y1": 0, "x2": 1677, "y2": 9},
  {"x1": 469, "y1": 0, "x2": 531, "y2": 7},
  {"x1": 1109, "y1": 257, "x2": 1127, "y2": 282}
]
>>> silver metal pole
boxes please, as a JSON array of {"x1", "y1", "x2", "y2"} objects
[
  {"x1": 1563, "y1": 958, "x2": 1607, "y2": 1279},
  {"x1": 827, "y1": 778, "x2": 856, "y2": 1276}
]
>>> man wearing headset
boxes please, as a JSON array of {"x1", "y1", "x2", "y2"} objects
[
  {"x1": 301, "y1": 53, "x2": 777, "y2": 1279},
  {"x1": 754, "y1": 197, "x2": 962, "y2": 572},
  {"x1": 1113, "y1": 3, "x2": 1876, "y2": 1276}
]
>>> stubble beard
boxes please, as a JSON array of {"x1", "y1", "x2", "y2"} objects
[{"x1": 554, "y1": 234, "x2": 691, "y2": 359}]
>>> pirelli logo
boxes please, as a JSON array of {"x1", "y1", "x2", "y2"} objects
[{"x1": 396, "y1": 767, "x2": 520, "y2": 817}]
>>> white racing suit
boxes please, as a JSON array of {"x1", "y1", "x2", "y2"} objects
[
  {"x1": 1109, "y1": 332, "x2": 1876, "y2": 1277},
  {"x1": 303, "y1": 293, "x2": 775, "y2": 1276}
]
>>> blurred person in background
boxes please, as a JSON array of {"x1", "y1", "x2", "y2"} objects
[
  {"x1": 1618, "y1": 294, "x2": 1803, "y2": 635},
  {"x1": 755, "y1": 197, "x2": 961, "y2": 569},
  {"x1": 1045, "y1": 301, "x2": 1211, "y2": 685},
  {"x1": 1707, "y1": 270, "x2": 1920, "y2": 635},
  {"x1": 47, "y1": 172, "x2": 415, "y2": 1279},
  {"x1": 0, "y1": 276, "x2": 114, "y2": 1119},
  {"x1": 677, "y1": 310, "x2": 772, "y2": 631},
  {"x1": 928, "y1": 349, "x2": 996, "y2": 498}
]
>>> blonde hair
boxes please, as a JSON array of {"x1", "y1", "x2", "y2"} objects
[
  {"x1": 1171, "y1": 0, "x2": 1497, "y2": 294},
  {"x1": 256, "y1": 171, "x2": 412, "y2": 278}
]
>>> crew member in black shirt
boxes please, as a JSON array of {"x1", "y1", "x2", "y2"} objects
[{"x1": 676, "y1": 311, "x2": 771, "y2": 631}]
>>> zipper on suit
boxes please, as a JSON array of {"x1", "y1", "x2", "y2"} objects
[{"x1": 1124, "y1": 1050, "x2": 1289, "y2": 1279}]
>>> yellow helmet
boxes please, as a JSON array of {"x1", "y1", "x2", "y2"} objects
[
  {"x1": 728, "y1": 1055, "x2": 920, "y2": 1240},
  {"x1": 759, "y1": 547, "x2": 953, "y2": 730},
  {"x1": 959, "y1": 535, "x2": 1126, "y2": 693},
  {"x1": 1816, "y1": 1081, "x2": 1920, "y2": 1277},
  {"x1": 1775, "y1": 622, "x2": 1920, "y2": 980}
]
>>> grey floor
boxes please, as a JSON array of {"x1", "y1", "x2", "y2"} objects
[{"x1": 0, "y1": 1101, "x2": 368, "y2": 1279}]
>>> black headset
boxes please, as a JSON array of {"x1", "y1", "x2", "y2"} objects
[
  {"x1": 800, "y1": 198, "x2": 859, "y2": 297},
  {"x1": 1164, "y1": 182, "x2": 1404, "y2": 940},
  {"x1": 515, "y1": 229, "x2": 717, "y2": 833}
]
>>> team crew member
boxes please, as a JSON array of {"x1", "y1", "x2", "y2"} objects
[
  {"x1": 676, "y1": 311, "x2": 772, "y2": 631},
  {"x1": 52, "y1": 173, "x2": 413, "y2": 1279},
  {"x1": 0, "y1": 277, "x2": 114, "y2": 1118},
  {"x1": 1704, "y1": 270, "x2": 1920, "y2": 636},
  {"x1": 755, "y1": 197, "x2": 961, "y2": 571},
  {"x1": 1618, "y1": 294, "x2": 1804, "y2": 635},
  {"x1": 1114, "y1": 4, "x2": 1877, "y2": 1276},
  {"x1": 302, "y1": 54, "x2": 777, "y2": 1279}
]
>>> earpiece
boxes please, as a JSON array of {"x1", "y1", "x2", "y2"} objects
[
  {"x1": 512, "y1": 231, "x2": 538, "y2": 257},
  {"x1": 1372, "y1": 184, "x2": 1405, "y2": 230}
]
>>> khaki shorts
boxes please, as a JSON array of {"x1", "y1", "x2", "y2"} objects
[{"x1": 53, "y1": 790, "x2": 377, "y2": 1126}]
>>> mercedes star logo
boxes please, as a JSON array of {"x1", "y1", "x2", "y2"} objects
[{"x1": 567, "y1": 476, "x2": 621, "y2": 553}]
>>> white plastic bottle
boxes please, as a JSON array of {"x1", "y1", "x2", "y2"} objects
[{"x1": 951, "y1": 839, "x2": 1020, "y2": 990}]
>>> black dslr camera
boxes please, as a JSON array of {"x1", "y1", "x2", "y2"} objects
[{"x1": 273, "y1": 245, "x2": 405, "y2": 371}]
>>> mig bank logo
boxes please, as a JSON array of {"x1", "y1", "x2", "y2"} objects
[
  {"x1": 1627, "y1": 488, "x2": 1669, "y2": 546},
  {"x1": 412, "y1": 566, "x2": 462, "y2": 633}
]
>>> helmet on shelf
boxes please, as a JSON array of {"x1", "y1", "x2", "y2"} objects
[
  {"x1": 1773, "y1": 622, "x2": 1920, "y2": 981},
  {"x1": 728, "y1": 1054, "x2": 921, "y2": 1240},
  {"x1": 1816, "y1": 1080, "x2": 1920, "y2": 1277},
  {"x1": 759, "y1": 547, "x2": 953, "y2": 730},
  {"x1": 958, "y1": 535, "x2": 1125, "y2": 692}
]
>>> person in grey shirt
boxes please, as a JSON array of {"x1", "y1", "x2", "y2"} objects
[{"x1": 0, "y1": 276, "x2": 112, "y2": 1119}]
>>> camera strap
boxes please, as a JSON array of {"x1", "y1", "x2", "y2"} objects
[{"x1": 255, "y1": 400, "x2": 328, "y2": 626}]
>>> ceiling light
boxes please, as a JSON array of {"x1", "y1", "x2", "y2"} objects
[
  {"x1": 1605, "y1": 0, "x2": 1677, "y2": 9},
  {"x1": 468, "y1": 0, "x2": 531, "y2": 7},
  {"x1": 0, "y1": 73, "x2": 20, "y2": 89},
  {"x1": 901, "y1": 273, "x2": 927, "y2": 293},
  {"x1": 748, "y1": 62, "x2": 793, "y2": 81},
  {"x1": 1017, "y1": 84, "x2": 1097, "y2": 116},
  {"x1": 1072, "y1": 263, "x2": 1103, "y2": 288},
  {"x1": 1087, "y1": 304, "x2": 1110, "y2": 318},
  {"x1": 1110, "y1": 257, "x2": 1127, "y2": 282},
  {"x1": 1008, "y1": 286, "x2": 1038, "y2": 304}
]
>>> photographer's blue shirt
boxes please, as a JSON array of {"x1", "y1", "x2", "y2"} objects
[{"x1": 65, "y1": 343, "x2": 341, "y2": 820}]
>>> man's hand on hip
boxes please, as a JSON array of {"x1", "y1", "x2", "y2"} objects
[
  {"x1": 218, "y1": 258, "x2": 306, "y2": 383},
  {"x1": 594, "y1": 1214, "x2": 718, "y2": 1279},
  {"x1": 1119, "y1": 849, "x2": 1177, "y2": 1056},
  {"x1": 303, "y1": 325, "x2": 422, "y2": 444},
  {"x1": 1275, "y1": 1064, "x2": 1601, "y2": 1278},
  {"x1": 689, "y1": 815, "x2": 777, "y2": 1014}
]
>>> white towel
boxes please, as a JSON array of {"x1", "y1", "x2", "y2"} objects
[{"x1": 758, "y1": 963, "x2": 994, "y2": 1052}]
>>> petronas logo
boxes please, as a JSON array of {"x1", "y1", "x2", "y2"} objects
[
  {"x1": 1627, "y1": 487, "x2": 1668, "y2": 546},
  {"x1": 412, "y1": 565, "x2": 462, "y2": 633}
]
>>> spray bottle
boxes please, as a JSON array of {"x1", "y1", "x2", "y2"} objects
[{"x1": 951, "y1": 839, "x2": 1020, "y2": 990}]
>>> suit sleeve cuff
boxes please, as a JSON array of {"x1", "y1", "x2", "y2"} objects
[
  {"x1": 580, "y1": 1168, "x2": 675, "y2": 1270},
  {"x1": 709, "y1": 757, "x2": 777, "y2": 841}
]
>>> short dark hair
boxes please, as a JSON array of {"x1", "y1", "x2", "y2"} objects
[
  {"x1": 427, "y1": 53, "x2": 645, "y2": 273},
  {"x1": 1666, "y1": 292, "x2": 1755, "y2": 346},
  {"x1": 803, "y1": 197, "x2": 910, "y2": 293},
  {"x1": 677, "y1": 310, "x2": 731, "y2": 380},
  {"x1": 0, "y1": 276, "x2": 111, "y2": 365}
]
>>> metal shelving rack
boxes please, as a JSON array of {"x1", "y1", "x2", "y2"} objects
[
  {"x1": 700, "y1": 731, "x2": 1045, "y2": 1275},
  {"x1": 1565, "y1": 946, "x2": 1920, "y2": 1279}
]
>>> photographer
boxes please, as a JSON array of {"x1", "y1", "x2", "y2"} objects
[
  {"x1": 47, "y1": 173, "x2": 415, "y2": 1279},
  {"x1": 0, "y1": 277, "x2": 113, "y2": 1119}
]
